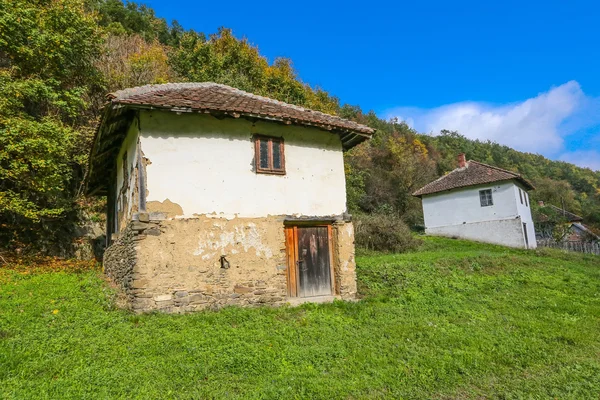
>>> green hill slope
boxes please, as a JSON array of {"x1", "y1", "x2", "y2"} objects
[{"x1": 1, "y1": 238, "x2": 599, "y2": 399}]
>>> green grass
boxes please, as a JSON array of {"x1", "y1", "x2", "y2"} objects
[{"x1": 1, "y1": 237, "x2": 600, "y2": 399}]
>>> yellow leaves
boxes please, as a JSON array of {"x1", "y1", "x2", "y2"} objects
[
  {"x1": 52, "y1": 309, "x2": 59, "y2": 315},
  {"x1": 0, "y1": 252, "x2": 100, "y2": 274},
  {"x1": 387, "y1": 135, "x2": 408, "y2": 160},
  {"x1": 412, "y1": 139, "x2": 428, "y2": 158},
  {"x1": 98, "y1": 34, "x2": 176, "y2": 90},
  {"x1": 386, "y1": 135, "x2": 430, "y2": 166}
]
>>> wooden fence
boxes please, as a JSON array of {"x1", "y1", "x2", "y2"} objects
[{"x1": 537, "y1": 239, "x2": 600, "y2": 255}]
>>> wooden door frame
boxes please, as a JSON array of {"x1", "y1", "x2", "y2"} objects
[{"x1": 284, "y1": 223, "x2": 336, "y2": 298}]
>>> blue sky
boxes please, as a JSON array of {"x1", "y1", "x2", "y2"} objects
[{"x1": 145, "y1": 0, "x2": 600, "y2": 170}]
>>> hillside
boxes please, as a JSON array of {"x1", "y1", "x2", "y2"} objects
[
  {"x1": 1, "y1": 237, "x2": 599, "y2": 399},
  {"x1": 1, "y1": 0, "x2": 599, "y2": 253}
]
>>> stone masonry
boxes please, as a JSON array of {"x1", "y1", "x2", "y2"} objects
[{"x1": 103, "y1": 213, "x2": 357, "y2": 313}]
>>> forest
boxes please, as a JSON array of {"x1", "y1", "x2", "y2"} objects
[{"x1": 1, "y1": 0, "x2": 599, "y2": 254}]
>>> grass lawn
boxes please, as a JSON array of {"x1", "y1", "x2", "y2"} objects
[{"x1": 1, "y1": 237, "x2": 600, "y2": 399}]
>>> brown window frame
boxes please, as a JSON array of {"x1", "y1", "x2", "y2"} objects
[{"x1": 254, "y1": 135, "x2": 285, "y2": 175}]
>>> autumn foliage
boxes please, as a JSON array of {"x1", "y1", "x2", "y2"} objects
[
  {"x1": 0, "y1": 253, "x2": 99, "y2": 277},
  {"x1": 1, "y1": 0, "x2": 599, "y2": 253}
]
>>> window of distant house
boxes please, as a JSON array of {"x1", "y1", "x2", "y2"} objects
[
  {"x1": 479, "y1": 189, "x2": 493, "y2": 207},
  {"x1": 524, "y1": 192, "x2": 529, "y2": 207},
  {"x1": 254, "y1": 135, "x2": 285, "y2": 175},
  {"x1": 519, "y1": 188, "x2": 523, "y2": 204}
]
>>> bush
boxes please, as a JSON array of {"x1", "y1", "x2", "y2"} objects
[{"x1": 354, "y1": 213, "x2": 421, "y2": 253}]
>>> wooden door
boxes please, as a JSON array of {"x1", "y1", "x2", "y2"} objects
[{"x1": 285, "y1": 225, "x2": 333, "y2": 298}]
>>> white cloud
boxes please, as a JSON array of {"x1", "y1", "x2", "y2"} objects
[
  {"x1": 386, "y1": 81, "x2": 599, "y2": 157},
  {"x1": 559, "y1": 150, "x2": 600, "y2": 171}
]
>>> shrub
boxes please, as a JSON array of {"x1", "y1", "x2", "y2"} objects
[{"x1": 354, "y1": 213, "x2": 421, "y2": 253}]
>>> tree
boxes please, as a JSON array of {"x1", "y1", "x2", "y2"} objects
[
  {"x1": 345, "y1": 122, "x2": 437, "y2": 226},
  {"x1": 530, "y1": 177, "x2": 581, "y2": 214},
  {"x1": 169, "y1": 28, "x2": 341, "y2": 113},
  {"x1": 96, "y1": 33, "x2": 177, "y2": 92},
  {"x1": 0, "y1": 0, "x2": 101, "y2": 247}
]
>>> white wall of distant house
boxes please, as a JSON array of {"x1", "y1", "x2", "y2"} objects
[
  {"x1": 422, "y1": 181, "x2": 537, "y2": 248},
  {"x1": 512, "y1": 183, "x2": 537, "y2": 248},
  {"x1": 138, "y1": 111, "x2": 348, "y2": 218},
  {"x1": 426, "y1": 218, "x2": 527, "y2": 248},
  {"x1": 422, "y1": 182, "x2": 518, "y2": 227}
]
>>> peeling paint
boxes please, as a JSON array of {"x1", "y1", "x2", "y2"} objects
[
  {"x1": 104, "y1": 216, "x2": 357, "y2": 312},
  {"x1": 332, "y1": 222, "x2": 357, "y2": 297},
  {"x1": 147, "y1": 199, "x2": 184, "y2": 218},
  {"x1": 193, "y1": 221, "x2": 274, "y2": 258}
]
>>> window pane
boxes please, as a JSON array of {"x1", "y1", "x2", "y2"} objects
[
  {"x1": 259, "y1": 140, "x2": 269, "y2": 169},
  {"x1": 519, "y1": 188, "x2": 523, "y2": 204},
  {"x1": 272, "y1": 140, "x2": 282, "y2": 170},
  {"x1": 480, "y1": 189, "x2": 493, "y2": 207}
]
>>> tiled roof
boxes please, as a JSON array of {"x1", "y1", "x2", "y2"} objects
[
  {"x1": 572, "y1": 223, "x2": 599, "y2": 239},
  {"x1": 107, "y1": 82, "x2": 375, "y2": 136},
  {"x1": 546, "y1": 205, "x2": 583, "y2": 222},
  {"x1": 413, "y1": 160, "x2": 535, "y2": 197}
]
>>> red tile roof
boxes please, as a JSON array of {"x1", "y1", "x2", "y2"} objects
[
  {"x1": 108, "y1": 82, "x2": 375, "y2": 136},
  {"x1": 413, "y1": 160, "x2": 535, "y2": 197}
]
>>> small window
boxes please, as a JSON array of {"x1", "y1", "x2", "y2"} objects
[
  {"x1": 254, "y1": 135, "x2": 285, "y2": 175},
  {"x1": 524, "y1": 192, "x2": 529, "y2": 207},
  {"x1": 479, "y1": 189, "x2": 493, "y2": 207},
  {"x1": 519, "y1": 188, "x2": 523, "y2": 204}
]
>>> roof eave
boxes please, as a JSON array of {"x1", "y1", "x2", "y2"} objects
[
  {"x1": 112, "y1": 101, "x2": 374, "y2": 137},
  {"x1": 85, "y1": 102, "x2": 136, "y2": 196},
  {"x1": 85, "y1": 101, "x2": 374, "y2": 195},
  {"x1": 413, "y1": 177, "x2": 534, "y2": 198}
]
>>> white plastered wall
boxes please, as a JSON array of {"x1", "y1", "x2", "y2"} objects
[
  {"x1": 422, "y1": 181, "x2": 534, "y2": 248},
  {"x1": 513, "y1": 184, "x2": 537, "y2": 248},
  {"x1": 114, "y1": 119, "x2": 140, "y2": 230},
  {"x1": 426, "y1": 218, "x2": 527, "y2": 248},
  {"x1": 138, "y1": 111, "x2": 348, "y2": 218},
  {"x1": 422, "y1": 182, "x2": 519, "y2": 227}
]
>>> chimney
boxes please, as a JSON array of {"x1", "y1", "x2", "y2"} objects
[
  {"x1": 538, "y1": 201, "x2": 544, "y2": 207},
  {"x1": 457, "y1": 153, "x2": 466, "y2": 168}
]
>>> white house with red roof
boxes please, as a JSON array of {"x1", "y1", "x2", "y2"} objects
[{"x1": 413, "y1": 154, "x2": 537, "y2": 249}]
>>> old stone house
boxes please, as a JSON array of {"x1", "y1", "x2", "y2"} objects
[
  {"x1": 413, "y1": 154, "x2": 537, "y2": 249},
  {"x1": 86, "y1": 83, "x2": 374, "y2": 312}
]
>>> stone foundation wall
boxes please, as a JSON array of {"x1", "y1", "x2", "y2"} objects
[
  {"x1": 333, "y1": 221, "x2": 358, "y2": 299},
  {"x1": 130, "y1": 215, "x2": 288, "y2": 312},
  {"x1": 102, "y1": 223, "x2": 137, "y2": 301},
  {"x1": 102, "y1": 215, "x2": 358, "y2": 313},
  {"x1": 426, "y1": 217, "x2": 527, "y2": 248}
]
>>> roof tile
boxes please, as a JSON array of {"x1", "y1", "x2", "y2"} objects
[
  {"x1": 413, "y1": 160, "x2": 534, "y2": 197},
  {"x1": 108, "y1": 83, "x2": 374, "y2": 136}
]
